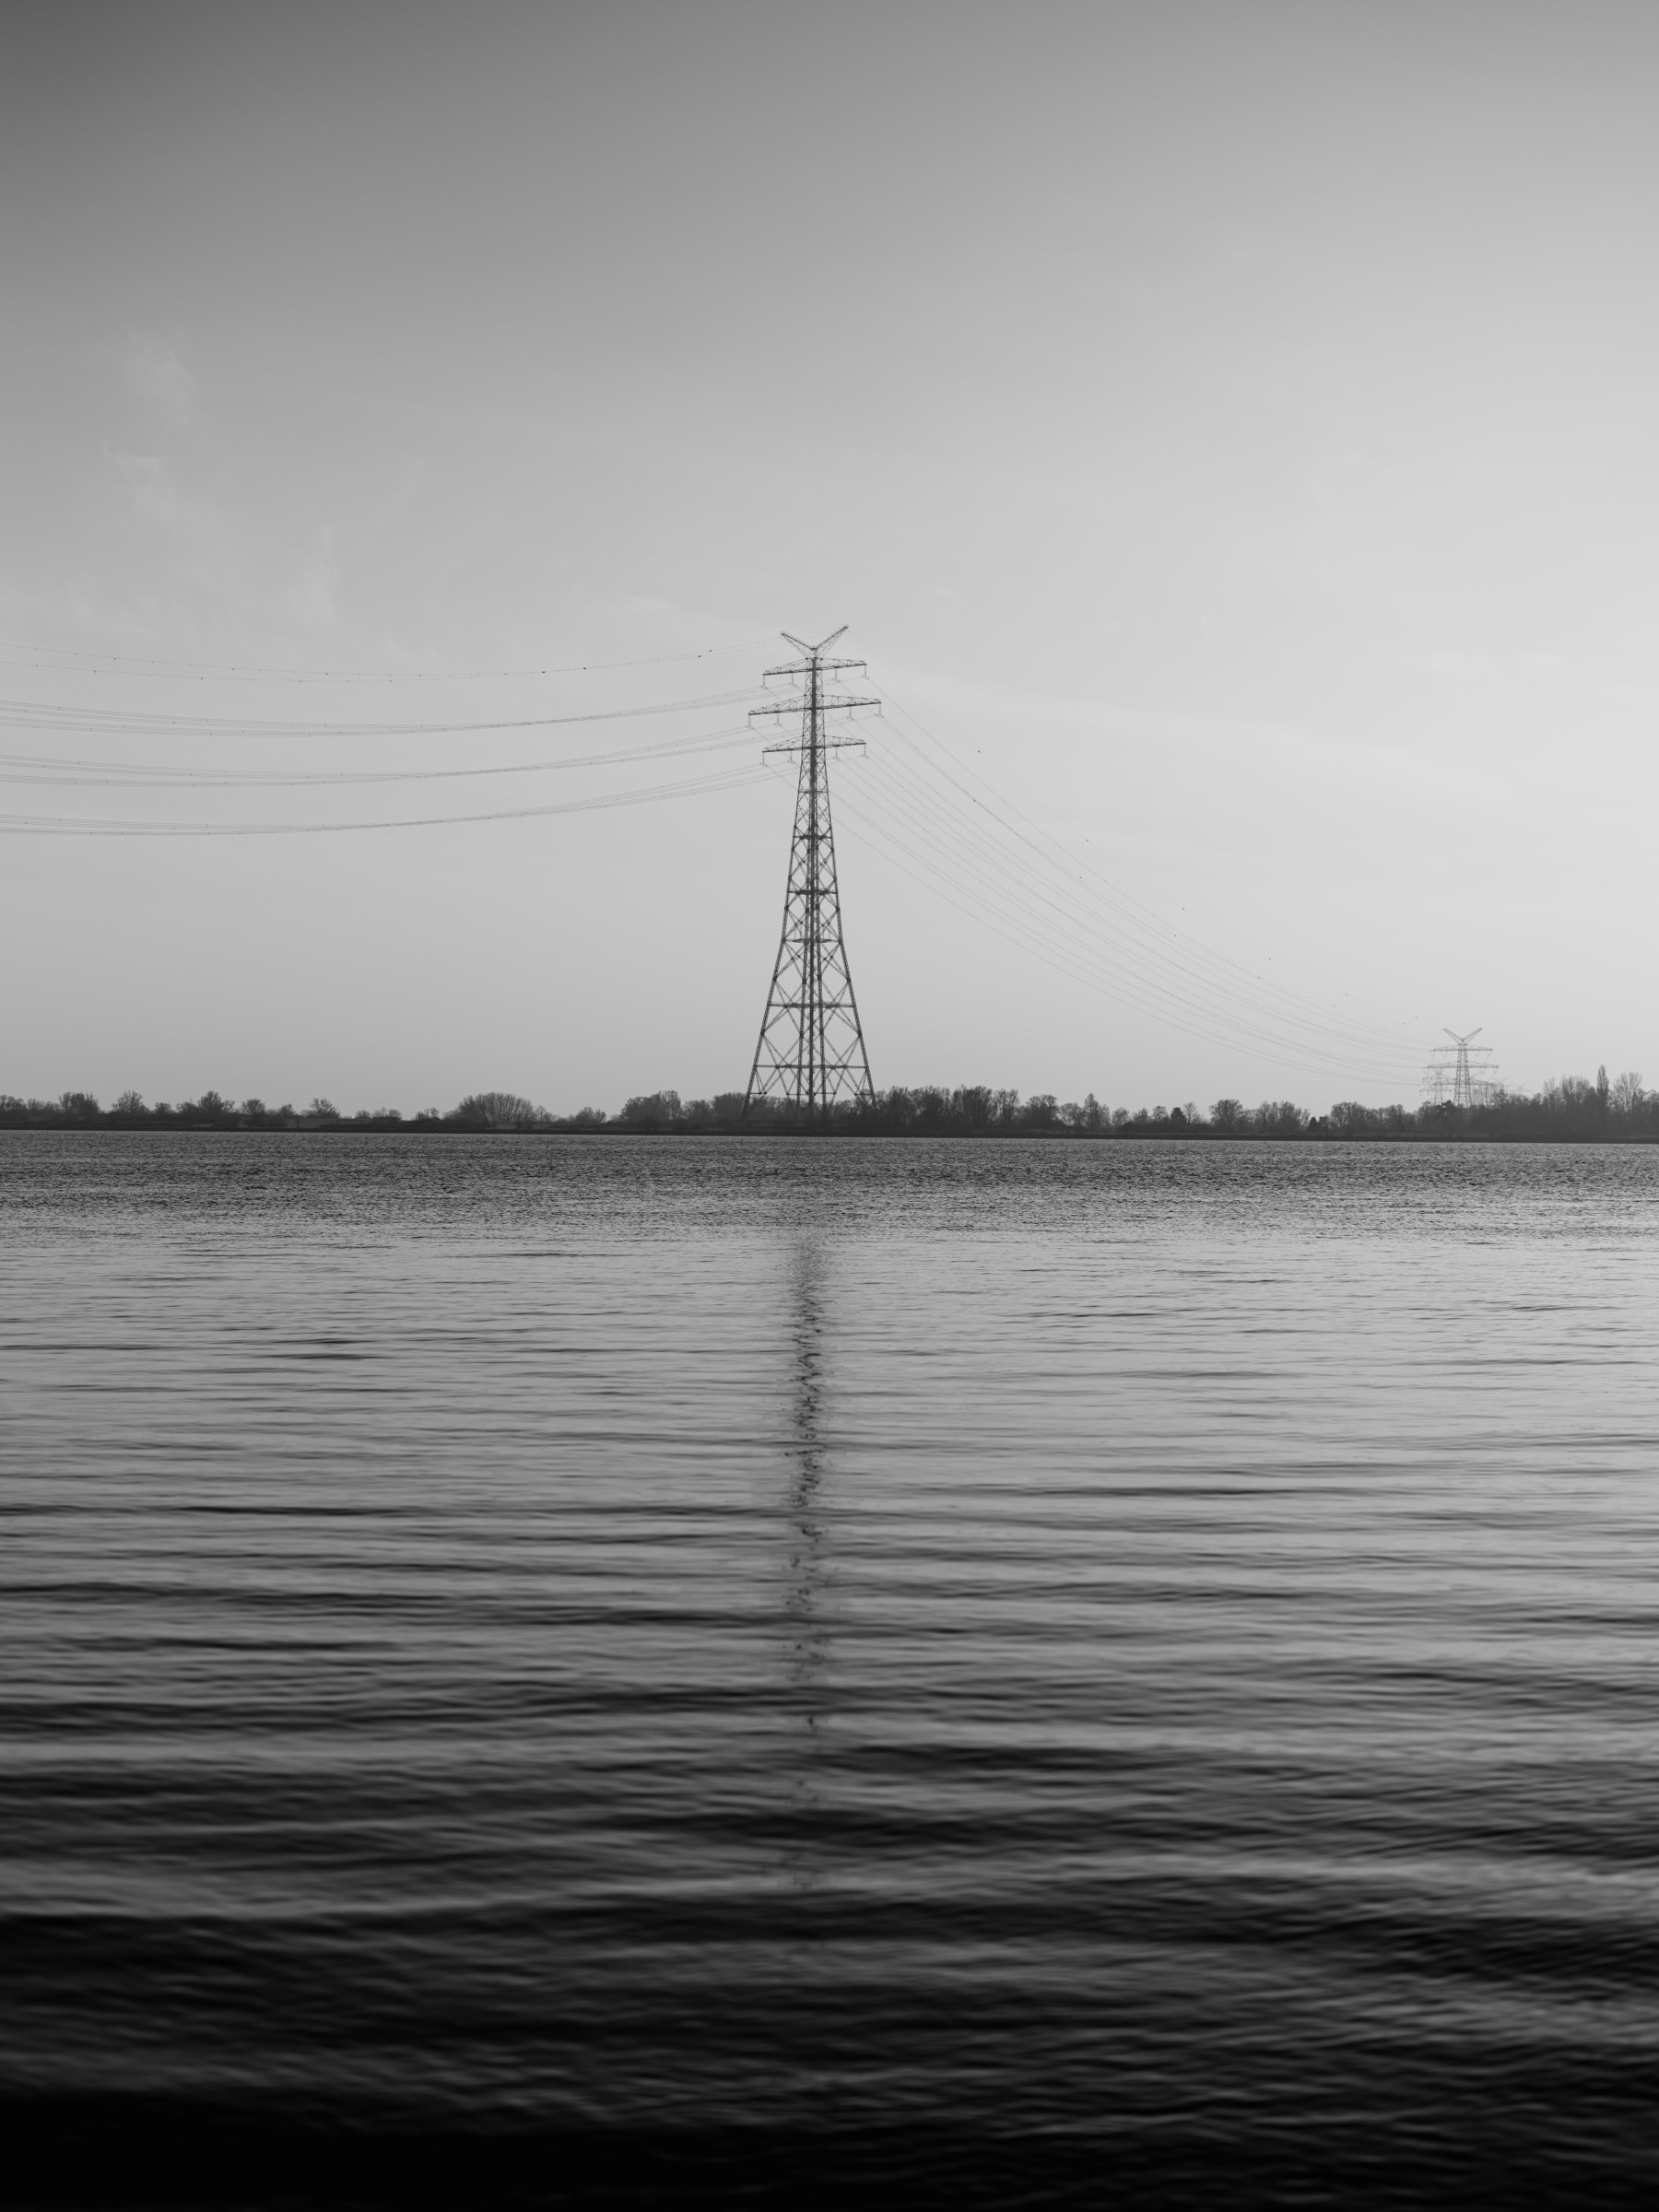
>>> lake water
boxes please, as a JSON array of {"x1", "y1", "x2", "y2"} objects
[{"x1": 5, "y1": 1135, "x2": 1659, "y2": 2203}]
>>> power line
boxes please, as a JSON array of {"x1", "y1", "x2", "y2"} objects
[
  {"x1": 0, "y1": 723, "x2": 754, "y2": 790},
  {"x1": 832, "y1": 706, "x2": 1424, "y2": 1082},
  {"x1": 874, "y1": 686, "x2": 1425, "y2": 1061},
  {"x1": 735, "y1": 644, "x2": 1422, "y2": 1095},
  {"x1": 0, "y1": 685, "x2": 765, "y2": 741},
  {"x1": 0, "y1": 635, "x2": 776, "y2": 684},
  {"x1": 2, "y1": 619, "x2": 1440, "y2": 1089},
  {"x1": 0, "y1": 760, "x2": 771, "y2": 838},
  {"x1": 829, "y1": 771, "x2": 1420, "y2": 1086}
]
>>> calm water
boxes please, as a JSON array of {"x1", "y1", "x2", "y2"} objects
[{"x1": 5, "y1": 1135, "x2": 1659, "y2": 2201}]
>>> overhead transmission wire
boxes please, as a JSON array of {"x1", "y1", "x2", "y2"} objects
[
  {"x1": 0, "y1": 673, "x2": 772, "y2": 833},
  {"x1": 0, "y1": 684, "x2": 766, "y2": 741},
  {"x1": 0, "y1": 723, "x2": 756, "y2": 791},
  {"x1": 873, "y1": 684, "x2": 1424, "y2": 1064},
  {"x1": 831, "y1": 766, "x2": 1415, "y2": 1086},
  {"x1": 759, "y1": 687, "x2": 1342, "y2": 1076},
  {"x1": 850, "y1": 731, "x2": 1418, "y2": 1081},
  {"x1": 747, "y1": 659, "x2": 1424, "y2": 1084},
  {"x1": 863, "y1": 685, "x2": 1377, "y2": 1043},
  {"x1": 865, "y1": 683, "x2": 1425, "y2": 1072},
  {"x1": 827, "y1": 757, "x2": 1413, "y2": 1085},
  {"x1": 0, "y1": 635, "x2": 776, "y2": 684},
  {"x1": 1, "y1": 629, "x2": 1430, "y2": 1086},
  {"x1": 0, "y1": 760, "x2": 772, "y2": 839},
  {"x1": 784, "y1": 680, "x2": 1423, "y2": 1087}
]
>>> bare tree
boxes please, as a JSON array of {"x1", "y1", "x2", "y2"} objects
[{"x1": 454, "y1": 1091, "x2": 546, "y2": 1131}]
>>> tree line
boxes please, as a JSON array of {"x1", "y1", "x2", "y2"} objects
[
  {"x1": 599, "y1": 1070, "x2": 1659, "y2": 1141},
  {"x1": 6, "y1": 1067, "x2": 1657, "y2": 1140},
  {"x1": 0, "y1": 1089, "x2": 542, "y2": 1132}
]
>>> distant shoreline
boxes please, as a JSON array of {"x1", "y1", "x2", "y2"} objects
[
  {"x1": 5, "y1": 1121, "x2": 1658, "y2": 1147},
  {"x1": 7, "y1": 1073, "x2": 1653, "y2": 1143}
]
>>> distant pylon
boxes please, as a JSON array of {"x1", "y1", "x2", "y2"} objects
[
  {"x1": 1447, "y1": 1027, "x2": 1480, "y2": 1107},
  {"x1": 743, "y1": 628, "x2": 877, "y2": 1122},
  {"x1": 1421, "y1": 1027, "x2": 1500, "y2": 1107}
]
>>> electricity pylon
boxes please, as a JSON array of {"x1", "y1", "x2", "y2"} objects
[
  {"x1": 1446, "y1": 1027, "x2": 1481, "y2": 1108},
  {"x1": 743, "y1": 628, "x2": 877, "y2": 1123},
  {"x1": 1421, "y1": 1027, "x2": 1499, "y2": 1107}
]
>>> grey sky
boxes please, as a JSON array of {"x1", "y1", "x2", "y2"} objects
[{"x1": 4, "y1": 2, "x2": 1656, "y2": 1112}]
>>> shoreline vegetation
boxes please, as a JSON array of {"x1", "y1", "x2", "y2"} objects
[{"x1": 4, "y1": 1071, "x2": 1656, "y2": 1142}]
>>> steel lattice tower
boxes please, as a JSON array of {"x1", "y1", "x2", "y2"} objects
[
  {"x1": 1446, "y1": 1027, "x2": 1481, "y2": 1108},
  {"x1": 743, "y1": 628, "x2": 877, "y2": 1123},
  {"x1": 1421, "y1": 1027, "x2": 1500, "y2": 1107}
]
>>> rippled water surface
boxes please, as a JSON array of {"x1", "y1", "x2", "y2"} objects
[{"x1": 5, "y1": 1135, "x2": 1659, "y2": 2199}]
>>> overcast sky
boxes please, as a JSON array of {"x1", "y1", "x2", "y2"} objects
[{"x1": 4, "y1": 0, "x2": 1657, "y2": 1113}]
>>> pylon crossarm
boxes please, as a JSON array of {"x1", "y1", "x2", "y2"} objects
[
  {"x1": 765, "y1": 654, "x2": 866, "y2": 680},
  {"x1": 761, "y1": 737, "x2": 866, "y2": 758},
  {"x1": 751, "y1": 695, "x2": 880, "y2": 720}
]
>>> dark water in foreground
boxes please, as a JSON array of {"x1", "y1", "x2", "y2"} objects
[{"x1": 5, "y1": 1135, "x2": 1659, "y2": 2203}]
